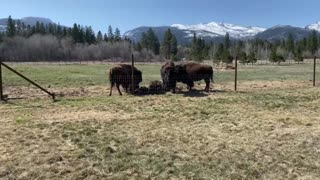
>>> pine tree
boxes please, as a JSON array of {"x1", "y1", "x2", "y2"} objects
[
  {"x1": 72, "y1": 23, "x2": 80, "y2": 43},
  {"x1": 286, "y1": 33, "x2": 294, "y2": 53},
  {"x1": 97, "y1": 31, "x2": 103, "y2": 42},
  {"x1": 269, "y1": 47, "x2": 278, "y2": 63},
  {"x1": 39, "y1": 22, "x2": 46, "y2": 34},
  {"x1": 108, "y1": 25, "x2": 114, "y2": 42},
  {"x1": 78, "y1": 26, "x2": 85, "y2": 43},
  {"x1": 294, "y1": 42, "x2": 304, "y2": 63},
  {"x1": 63, "y1": 27, "x2": 68, "y2": 37},
  {"x1": 0, "y1": 32, "x2": 3, "y2": 42},
  {"x1": 221, "y1": 49, "x2": 233, "y2": 64},
  {"x1": 239, "y1": 51, "x2": 247, "y2": 64},
  {"x1": 191, "y1": 33, "x2": 198, "y2": 60},
  {"x1": 224, "y1": 32, "x2": 230, "y2": 50},
  {"x1": 170, "y1": 35, "x2": 178, "y2": 60},
  {"x1": 191, "y1": 33, "x2": 207, "y2": 61},
  {"x1": 85, "y1": 26, "x2": 96, "y2": 44},
  {"x1": 269, "y1": 46, "x2": 285, "y2": 64},
  {"x1": 247, "y1": 51, "x2": 257, "y2": 64},
  {"x1": 135, "y1": 42, "x2": 142, "y2": 52},
  {"x1": 140, "y1": 32, "x2": 149, "y2": 49},
  {"x1": 308, "y1": 30, "x2": 318, "y2": 55},
  {"x1": 161, "y1": 29, "x2": 173, "y2": 59},
  {"x1": 114, "y1": 28, "x2": 121, "y2": 41},
  {"x1": 57, "y1": 25, "x2": 62, "y2": 36},
  {"x1": 16, "y1": 19, "x2": 22, "y2": 35},
  {"x1": 146, "y1": 28, "x2": 160, "y2": 55},
  {"x1": 6, "y1": 15, "x2": 16, "y2": 37},
  {"x1": 103, "y1": 33, "x2": 108, "y2": 41},
  {"x1": 214, "y1": 43, "x2": 224, "y2": 63}
]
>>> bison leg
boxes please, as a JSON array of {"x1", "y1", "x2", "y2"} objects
[
  {"x1": 188, "y1": 82, "x2": 194, "y2": 91},
  {"x1": 116, "y1": 83, "x2": 122, "y2": 96},
  {"x1": 204, "y1": 79, "x2": 210, "y2": 92},
  {"x1": 123, "y1": 84, "x2": 128, "y2": 93},
  {"x1": 109, "y1": 82, "x2": 114, "y2": 96},
  {"x1": 171, "y1": 88, "x2": 176, "y2": 94}
]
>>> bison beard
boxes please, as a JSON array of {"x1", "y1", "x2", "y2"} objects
[{"x1": 109, "y1": 64, "x2": 142, "y2": 96}]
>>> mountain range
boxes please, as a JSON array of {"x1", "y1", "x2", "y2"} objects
[
  {"x1": 1, "y1": 17, "x2": 320, "y2": 45},
  {"x1": 0, "y1": 17, "x2": 55, "y2": 32},
  {"x1": 125, "y1": 22, "x2": 320, "y2": 45}
]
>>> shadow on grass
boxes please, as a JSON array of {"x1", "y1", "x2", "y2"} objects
[{"x1": 176, "y1": 89, "x2": 209, "y2": 97}]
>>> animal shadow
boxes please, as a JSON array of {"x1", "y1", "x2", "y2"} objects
[{"x1": 177, "y1": 89, "x2": 209, "y2": 97}]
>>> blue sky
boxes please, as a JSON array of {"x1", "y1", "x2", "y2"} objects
[{"x1": 1, "y1": 0, "x2": 320, "y2": 34}]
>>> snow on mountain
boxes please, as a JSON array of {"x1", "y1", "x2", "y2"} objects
[
  {"x1": 171, "y1": 22, "x2": 266, "y2": 39},
  {"x1": 0, "y1": 25, "x2": 6, "y2": 32},
  {"x1": 306, "y1": 21, "x2": 320, "y2": 31}
]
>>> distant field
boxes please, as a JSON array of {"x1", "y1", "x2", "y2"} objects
[
  {"x1": 0, "y1": 63, "x2": 320, "y2": 179},
  {"x1": 2, "y1": 62, "x2": 319, "y2": 88}
]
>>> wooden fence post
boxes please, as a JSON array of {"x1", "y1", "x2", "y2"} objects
[
  {"x1": 314, "y1": 56, "x2": 317, "y2": 87},
  {"x1": 0, "y1": 62, "x2": 55, "y2": 100},
  {"x1": 235, "y1": 56, "x2": 238, "y2": 91},
  {"x1": 131, "y1": 54, "x2": 135, "y2": 94}
]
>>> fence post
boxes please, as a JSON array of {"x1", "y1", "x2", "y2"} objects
[
  {"x1": 0, "y1": 60, "x2": 3, "y2": 101},
  {"x1": 235, "y1": 56, "x2": 238, "y2": 91},
  {"x1": 0, "y1": 62, "x2": 55, "y2": 100},
  {"x1": 131, "y1": 54, "x2": 135, "y2": 94},
  {"x1": 314, "y1": 56, "x2": 317, "y2": 87}
]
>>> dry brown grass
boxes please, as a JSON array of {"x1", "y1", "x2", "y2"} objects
[{"x1": 1, "y1": 80, "x2": 320, "y2": 179}]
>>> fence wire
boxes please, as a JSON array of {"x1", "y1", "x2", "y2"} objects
[{"x1": 0, "y1": 61, "x2": 319, "y2": 99}]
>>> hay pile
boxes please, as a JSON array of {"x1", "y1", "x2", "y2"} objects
[{"x1": 134, "y1": 80, "x2": 165, "y2": 95}]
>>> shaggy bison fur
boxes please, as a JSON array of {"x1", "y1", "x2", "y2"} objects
[
  {"x1": 178, "y1": 62, "x2": 214, "y2": 92},
  {"x1": 109, "y1": 64, "x2": 142, "y2": 96}
]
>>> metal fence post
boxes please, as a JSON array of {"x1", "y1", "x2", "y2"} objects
[
  {"x1": 0, "y1": 60, "x2": 3, "y2": 101},
  {"x1": 131, "y1": 54, "x2": 135, "y2": 94},
  {"x1": 314, "y1": 56, "x2": 317, "y2": 87},
  {"x1": 235, "y1": 56, "x2": 238, "y2": 91}
]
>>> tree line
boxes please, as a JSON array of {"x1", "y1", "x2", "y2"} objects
[
  {"x1": 186, "y1": 31, "x2": 320, "y2": 64},
  {"x1": 1, "y1": 15, "x2": 320, "y2": 63},
  {"x1": 133, "y1": 28, "x2": 320, "y2": 64},
  {"x1": 0, "y1": 16, "x2": 156, "y2": 62}
]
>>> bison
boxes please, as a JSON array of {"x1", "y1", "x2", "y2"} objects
[
  {"x1": 161, "y1": 62, "x2": 177, "y2": 92},
  {"x1": 177, "y1": 62, "x2": 214, "y2": 92},
  {"x1": 109, "y1": 64, "x2": 142, "y2": 96},
  {"x1": 161, "y1": 61, "x2": 193, "y2": 93}
]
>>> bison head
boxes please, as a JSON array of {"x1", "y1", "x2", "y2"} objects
[
  {"x1": 133, "y1": 69, "x2": 142, "y2": 90},
  {"x1": 161, "y1": 62, "x2": 177, "y2": 93}
]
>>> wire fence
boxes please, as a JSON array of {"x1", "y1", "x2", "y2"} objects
[{"x1": 0, "y1": 58, "x2": 319, "y2": 100}]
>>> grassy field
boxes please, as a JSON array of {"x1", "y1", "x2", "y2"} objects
[{"x1": 0, "y1": 63, "x2": 320, "y2": 179}]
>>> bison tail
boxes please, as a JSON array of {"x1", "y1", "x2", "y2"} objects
[
  {"x1": 109, "y1": 69, "x2": 113, "y2": 83},
  {"x1": 210, "y1": 69, "x2": 214, "y2": 83}
]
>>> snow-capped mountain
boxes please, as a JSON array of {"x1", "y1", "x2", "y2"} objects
[
  {"x1": 306, "y1": 21, "x2": 320, "y2": 31},
  {"x1": 0, "y1": 25, "x2": 6, "y2": 32},
  {"x1": 171, "y1": 22, "x2": 266, "y2": 39},
  {"x1": 124, "y1": 22, "x2": 267, "y2": 45}
]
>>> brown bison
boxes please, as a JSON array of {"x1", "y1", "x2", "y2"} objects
[
  {"x1": 161, "y1": 61, "x2": 193, "y2": 93},
  {"x1": 176, "y1": 62, "x2": 214, "y2": 92},
  {"x1": 161, "y1": 62, "x2": 177, "y2": 92},
  {"x1": 109, "y1": 64, "x2": 142, "y2": 96}
]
